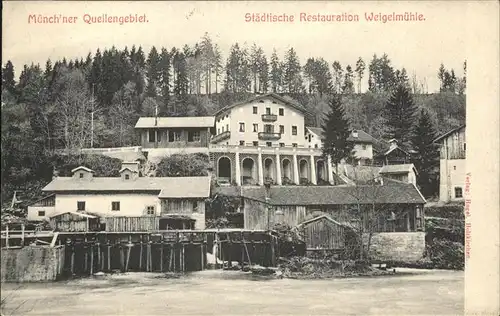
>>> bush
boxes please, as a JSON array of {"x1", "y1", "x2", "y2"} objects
[
  {"x1": 425, "y1": 217, "x2": 464, "y2": 244},
  {"x1": 424, "y1": 204, "x2": 464, "y2": 219},
  {"x1": 156, "y1": 153, "x2": 210, "y2": 177},
  {"x1": 426, "y1": 238, "x2": 464, "y2": 270}
]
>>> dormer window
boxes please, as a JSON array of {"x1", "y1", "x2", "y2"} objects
[
  {"x1": 79, "y1": 173, "x2": 84, "y2": 179},
  {"x1": 125, "y1": 174, "x2": 130, "y2": 180}
]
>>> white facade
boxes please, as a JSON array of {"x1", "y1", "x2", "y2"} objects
[
  {"x1": 439, "y1": 159, "x2": 466, "y2": 202},
  {"x1": 213, "y1": 94, "x2": 306, "y2": 148},
  {"x1": 27, "y1": 206, "x2": 56, "y2": 221},
  {"x1": 54, "y1": 193, "x2": 161, "y2": 217},
  {"x1": 435, "y1": 126, "x2": 466, "y2": 202}
]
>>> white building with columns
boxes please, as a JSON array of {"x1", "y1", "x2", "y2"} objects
[{"x1": 210, "y1": 93, "x2": 333, "y2": 186}]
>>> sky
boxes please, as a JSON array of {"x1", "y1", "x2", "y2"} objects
[{"x1": 3, "y1": 1, "x2": 468, "y2": 92}]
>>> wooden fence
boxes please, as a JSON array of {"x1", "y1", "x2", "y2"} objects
[{"x1": 105, "y1": 216, "x2": 159, "y2": 232}]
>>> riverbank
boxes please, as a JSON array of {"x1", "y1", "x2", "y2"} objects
[{"x1": 1, "y1": 269, "x2": 463, "y2": 315}]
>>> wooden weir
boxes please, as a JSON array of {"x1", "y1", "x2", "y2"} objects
[{"x1": 1, "y1": 227, "x2": 277, "y2": 277}]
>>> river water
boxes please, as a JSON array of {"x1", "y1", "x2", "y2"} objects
[{"x1": 1, "y1": 269, "x2": 463, "y2": 315}]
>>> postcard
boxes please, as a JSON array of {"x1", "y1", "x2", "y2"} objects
[{"x1": 1, "y1": 1, "x2": 499, "y2": 315}]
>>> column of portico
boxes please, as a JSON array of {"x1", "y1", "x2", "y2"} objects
[
  {"x1": 235, "y1": 148, "x2": 241, "y2": 186},
  {"x1": 275, "y1": 151, "x2": 282, "y2": 185},
  {"x1": 327, "y1": 155, "x2": 334, "y2": 184},
  {"x1": 258, "y1": 149, "x2": 264, "y2": 185},
  {"x1": 310, "y1": 153, "x2": 317, "y2": 185},
  {"x1": 292, "y1": 151, "x2": 300, "y2": 185}
]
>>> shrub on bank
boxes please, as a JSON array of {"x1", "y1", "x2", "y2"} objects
[{"x1": 424, "y1": 204, "x2": 464, "y2": 219}]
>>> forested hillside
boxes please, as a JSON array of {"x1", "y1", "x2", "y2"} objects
[{"x1": 1, "y1": 32, "x2": 465, "y2": 208}]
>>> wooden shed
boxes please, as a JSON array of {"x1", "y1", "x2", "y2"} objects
[
  {"x1": 105, "y1": 216, "x2": 160, "y2": 232},
  {"x1": 294, "y1": 215, "x2": 354, "y2": 256},
  {"x1": 49, "y1": 212, "x2": 100, "y2": 232}
]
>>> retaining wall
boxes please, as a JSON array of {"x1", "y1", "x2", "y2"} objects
[
  {"x1": 366, "y1": 232, "x2": 426, "y2": 262},
  {"x1": 1, "y1": 246, "x2": 65, "y2": 282}
]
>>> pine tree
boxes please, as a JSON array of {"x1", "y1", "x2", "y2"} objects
[
  {"x1": 270, "y1": 49, "x2": 282, "y2": 93},
  {"x1": 257, "y1": 53, "x2": 269, "y2": 93},
  {"x1": 159, "y1": 47, "x2": 171, "y2": 113},
  {"x1": 2, "y1": 60, "x2": 16, "y2": 95},
  {"x1": 342, "y1": 65, "x2": 355, "y2": 94},
  {"x1": 355, "y1": 57, "x2": 365, "y2": 93},
  {"x1": 411, "y1": 109, "x2": 440, "y2": 197},
  {"x1": 146, "y1": 46, "x2": 161, "y2": 97},
  {"x1": 283, "y1": 47, "x2": 303, "y2": 94},
  {"x1": 331, "y1": 61, "x2": 343, "y2": 93},
  {"x1": 321, "y1": 95, "x2": 353, "y2": 174},
  {"x1": 384, "y1": 84, "x2": 417, "y2": 146}
]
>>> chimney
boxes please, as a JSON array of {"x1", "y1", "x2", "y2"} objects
[{"x1": 388, "y1": 139, "x2": 398, "y2": 150}]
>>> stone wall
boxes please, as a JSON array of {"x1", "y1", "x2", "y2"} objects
[
  {"x1": 366, "y1": 232, "x2": 426, "y2": 262},
  {"x1": 1, "y1": 246, "x2": 65, "y2": 282}
]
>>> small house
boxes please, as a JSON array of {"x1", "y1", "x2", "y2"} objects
[
  {"x1": 49, "y1": 211, "x2": 100, "y2": 232},
  {"x1": 379, "y1": 164, "x2": 418, "y2": 186},
  {"x1": 293, "y1": 215, "x2": 356, "y2": 257},
  {"x1": 26, "y1": 194, "x2": 56, "y2": 221}
]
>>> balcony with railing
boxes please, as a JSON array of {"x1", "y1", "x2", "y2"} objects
[
  {"x1": 258, "y1": 132, "x2": 281, "y2": 141},
  {"x1": 211, "y1": 131, "x2": 231, "y2": 143},
  {"x1": 261, "y1": 114, "x2": 278, "y2": 122}
]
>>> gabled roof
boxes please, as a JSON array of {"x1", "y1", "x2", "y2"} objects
[
  {"x1": 379, "y1": 164, "x2": 417, "y2": 175},
  {"x1": 42, "y1": 176, "x2": 211, "y2": 195},
  {"x1": 306, "y1": 128, "x2": 375, "y2": 144},
  {"x1": 295, "y1": 214, "x2": 347, "y2": 228},
  {"x1": 239, "y1": 182, "x2": 425, "y2": 206},
  {"x1": 118, "y1": 167, "x2": 138, "y2": 173},
  {"x1": 347, "y1": 130, "x2": 376, "y2": 144},
  {"x1": 71, "y1": 166, "x2": 94, "y2": 173},
  {"x1": 27, "y1": 194, "x2": 55, "y2": 207},
  {"x1": 433, "y1": 125, "x2": 466, "y2": 143},
  {"x1": 158, "y1": 176, "x2": 211, "y2": 198},
  {"x1": 134, "y1": 117, "x2": 215, "y2": 129},
  {"x1": 382, "y1": 145, "x2": 410, "y2": 156},
  {"x1": 306, "y1": 127, "x2": 324, "y2": 137},
  {"x1": 50, "y1": 211, "x2": 98, "y2": 219},
  {"x1": 214, "y1": 93, "x2": 308, "y2": 116}
]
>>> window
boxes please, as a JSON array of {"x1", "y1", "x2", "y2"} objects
[
  {"x1": 253, "y1": 106, "x2": 258, "y2": 114},
  {"x1": 77, "y1": 201, "x2": 85, "y2": 211},
  {"x1": 157, "y1": 131, "x2": 162, "y2": 142},
  {"x1": 253, "y1": 141, "x2": 258, "y2": 147},
  {"x1": 217, "y1": 128, "x2": 220, "y2": 134},
  {"x1": 279, "y1": 125, "x2": 284, "y2": 134},
  {"x1": 453, "y1": 165, "x2": 456, "y2": 170},
  {"x1": 125, "y1": 174, "x2": 130, "y2": 180},
  {"x1": 169, "y1": 131, "x2": 181, "y2": 142},
  {"x1": 315, "y1": 144, "x2": 318, "y2": 148},
  {"x1": 79, "y1": 173, "x2": 84, "y2": 179},
  {"x1": 264, "y1": 124, "x2": 273, "y2": 133},
  {"x1": 239, "y1": 140, "x2": 245, "y2": 146},
  {"x1": 279, "y1": 108, "x2": 284, "y2": 116},
  {"x1": 253, "y1": 124, "x2": 258, "y2": 132},
  {"x1": 112, "y1": 201, "x2": 120, "y2": 211},
  {"x1": 226, "y1": 124, "x2": 229, "y2": 131},
  {"x1": 146, "y1": 205, "x2": 155, "y2": 215},
  {"x1": 292, "y1": 126, "x2": 297, "y2": 135},
  {"x1": 464, "y1": 143, "x2": 466, "y2": 151},
  {"x1": 38, "y1": 210, "x2": 45, "y2": 217},
  {"x1": 193, "y1": 201, "x2": 199, "y2": 213},
  {"x1": 266, "y1": 107, "x2": 271, "y2": 115},
  {"x1": 455, "y1": 187, "x2": 463, "y2": 198},
  {"x1": 292, "y1": 143, "x2": 298, "y2": 148},
  {"x1": 280, "y1": 143, "x2": 285, "y2": 147},
  {"x1": 362, "y1": 144, "x2": 367, "y2": 150},
  {"x1": 266, "y1": 142, "x2": 272, "y2": 147},
  {"x1": 148, "y1": 130, "x2": 156, "y2": 143},
  {"x1": 188, "y1": 131, "x2": 200, "y2": 142},
  {"x1": 222, "y1": 126, "x2": 225, "y2": 133},
  {"x1": 239, "y1": 122, "x2": 245, "y2": 132}
]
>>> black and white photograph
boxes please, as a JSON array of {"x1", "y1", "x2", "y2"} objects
[{"x1": 1, "y1": 1, "x2": 499, "y2": 315}]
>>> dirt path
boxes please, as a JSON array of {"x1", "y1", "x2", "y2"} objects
[{"x1": 1, "y1": 269, "x2": 463, "y2": 315}]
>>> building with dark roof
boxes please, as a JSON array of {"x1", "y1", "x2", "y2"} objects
[
  {"x1": 434, "y1": 125, "x2": 466, "y2": 202},
  {"x1": 305, "y1": 128, "x2": 376, "y2": 165},
  {"x1": 41, "y1": 163, "x2": 211, "y2": 229}
]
